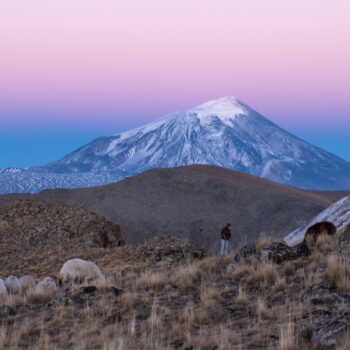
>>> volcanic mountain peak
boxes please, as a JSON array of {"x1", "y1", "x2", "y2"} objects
[
  {"x1": 1, "y1": 97, "x2": 350, "y2": 193},
  {"x1": 112, "y1": 95, "x2": 248, "y2": 139},
  {"x1": 188, "y1": 96, "x2": 248, "y2": 125}
]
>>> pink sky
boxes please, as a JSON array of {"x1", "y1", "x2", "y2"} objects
[{"x1": 0, "y1": 0, "x2": 349, "y2": 166}]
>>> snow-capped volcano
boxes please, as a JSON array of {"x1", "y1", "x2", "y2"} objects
[{"x1": 1, "y1": 96, "x2": 350, "y2": 193}]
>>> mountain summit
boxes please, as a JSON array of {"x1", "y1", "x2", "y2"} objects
[
  {"x1": 1, "y1": 97, "x2": 350, "y2": 193},
  {"x1": 188, "y1": 96, "x2": 248, "y2": 123}
]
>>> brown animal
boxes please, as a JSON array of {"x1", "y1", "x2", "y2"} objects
[{"x1": 304, "y1": 221, "x2": 336, "y2": 244}]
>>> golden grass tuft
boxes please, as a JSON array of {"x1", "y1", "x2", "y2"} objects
[
  {"x1": 198, "y1": 256, "x2": 232, "y2": 275},
  {"x1": 256, "y1": 233, "x2": 271, "y2": 250},
  {"x1": 256, "y1": 297, "x2": 268, "y2": 321},
  {"x1": 274, "y1": 277, "x2": 287, "y2": 293},
  {"x1": 200, "y1": 284, "x2": 221, "y2": 309},
  {"x1": 171, "y1": 264, "x2": 200, "y2": 291},
  {"x1": 278, "y1": 322, "x2": 298, "y2": 350},
  {"x1": 136, "y1": 271, "x2": 168, "y2": 291},
  {"x1": 235, "y1": 285, "x2": 248, "y2": 305},
  {"x1": 315, "y1": 233, "x2": 338, "y2": 253},
  {"x1": 231, "y1": 263, "x2": 255, "y2": 280},
  {"x1": 326, "y1": 255, "x2": 350, "y2": 292},
  {"x1": 248, "y1": 261, "x2": 278, "y2": 288}
]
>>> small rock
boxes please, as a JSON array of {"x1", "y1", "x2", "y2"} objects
[
  {"x1": 0, "y1": 305, "x2": 16, "y2": 317},
  {"x1": 104, "y1": 312, "x2": 122, "y2": 325},
  {"x1": 234, "y1": 243, "x2": 257, "y2": 263},
  {"x1": 80, "y1": 286, "x2": 97, "y2": 295},
  {"x1": 300, "y1": 327, "x2": 313, "y2": 342},
  {"x1": 171, "y1": 338, "x2": 185, "y2": 349},
  {"x1": 110, "y1": 287, "x2": 124, "y2": 296},
  {"x1": 58, "y1": 340, "x2": 73, "y2": 349}
]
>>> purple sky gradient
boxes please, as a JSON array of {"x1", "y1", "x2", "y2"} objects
[{"x1": 0, "y1": 0, "x2": 349, "y2": 167}]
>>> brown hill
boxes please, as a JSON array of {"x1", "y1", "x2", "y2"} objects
[
  {"x1": 30, "y1": 165, "x2": 349, "y2": 251},
  {"x1": 0, "y1": 199, "x2": 122, "y2": 277}
]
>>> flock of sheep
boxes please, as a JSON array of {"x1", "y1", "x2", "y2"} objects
[{"x1": 0, "y1": 258, "x2": 106, "y2": 301}]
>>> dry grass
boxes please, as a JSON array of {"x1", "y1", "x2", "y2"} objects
[
  {"x1": 256, "y1": 233, "x2": 271, "y2": 250},
  {"x1": 25, "y1": 290, "x2": 57, "y2": 305},
  {"x1": 3, "y1": 236, "x2": 350, "y2": 350},
  {"x1": 248, "y1": 261, "x2": 278, "y2": 288},
  {"x1": 278, "y1": 322, "x2": 298, "y2": 350},
  {"x1": 171, "y1": 264, "x2": 200, "y2": 291},
  {"x1": 200, "y1": 284, "x2": 220, "y2": 308},
  {"x1": 308, "y1": 250, "x2": 326, "y2": 271},
  {"x1": 121, "y1": 291, "x2": 137, "y2": 312},
  {"x1": 336, "y1": 332, "x2": 350, "y2": 350},
  {"x1": 137, "y1": 271, "x2": 168, "y2": 291},
  {"x1": 261, "y1": 262, "x2": 278, "y2": 285},
  {"x1": 326, "y1": 255, "x2": 350, "y2": 292},
  {"x1": 231, "y1": 262, "x2": 255, "y2": 280},
  {"x1": 283, "y1": 261, "x2": 296, "y2": 277},
  {"x1": 274, "y1": 277, "x2": 287, "y2": 293},
  {"x1": 315, "y1": 233, "x2": 338, "y2": 253},
  {"x1": 256, "y1": 297, "x2": 268, "y2": 321},
  {"x1": 198, "y1": 255, "x2": 232, "y2": 275},
  {"x1": 235, "y1": 285, "x2": 248, "y2": 305}
]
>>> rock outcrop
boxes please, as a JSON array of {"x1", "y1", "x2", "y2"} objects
[
  {"x1": 235, "y1": 241, "x2": 310, "y2": 264},
  {"x1": 285, "y1": 195, "x2": 350, "y2": 246},
  {"x1": 138, "y1": 235, "x2": 206, "y2": 266},
  {"x1": 302, "y1": 308, "x2": 350, "y2": 348}
]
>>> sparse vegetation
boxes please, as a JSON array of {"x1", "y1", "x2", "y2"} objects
[{"x1": 1, "y1": 222, "x2": 350, "y2": 349}]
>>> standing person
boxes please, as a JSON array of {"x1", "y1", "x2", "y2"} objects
[{"x1": 221, "y1": 223, "x2": 232, "y2": 256}]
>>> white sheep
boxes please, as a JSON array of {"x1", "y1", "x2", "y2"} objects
[
  {"x1": 35, "y1": 277, "x2": 58, "y2": 295},
  {"x1": 60, "y1": 258, "x2": 105, "y2": 285},
  {"x1": 0, "y1": 279, "x2": 7, "y2": 297},
  {"x1": 19, "y1": 275, "x2": 36, "y2": 294},
  {"x1": 5, "y1": 276, "x2": 21, "y2": 295}
]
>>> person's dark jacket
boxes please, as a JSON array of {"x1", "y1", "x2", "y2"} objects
[{"x1": 221, "y1": 226, "x2": 231, "y2": 241}]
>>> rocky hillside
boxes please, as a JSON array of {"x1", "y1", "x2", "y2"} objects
[
  {"x1": 1, "y1": 224, "x2": 350, "y2": 349},
  {"x1": 34, "y1": 165, "x2": 349, "y2": 249},
  {"x1": 0, "y1": 199, "x2": 122, "y2": 277}
]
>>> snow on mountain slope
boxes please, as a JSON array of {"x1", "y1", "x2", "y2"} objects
[
  {"x1": 284, "y1": 195, "x2": 350, "y2": 246},
  {"x1": 1, "y1": 96, "x2": 350, "y2": 194},
  {"x1": 0, "y1": 168, "x2": 24, "y2": 174}
]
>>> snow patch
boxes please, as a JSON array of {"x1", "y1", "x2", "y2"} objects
[
  {"x1": 284, "y1": 195, "x2": 350, "y2": 246},
  {"x1": 190, "y1": 96, "x2": 247, "y2": 126}
]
